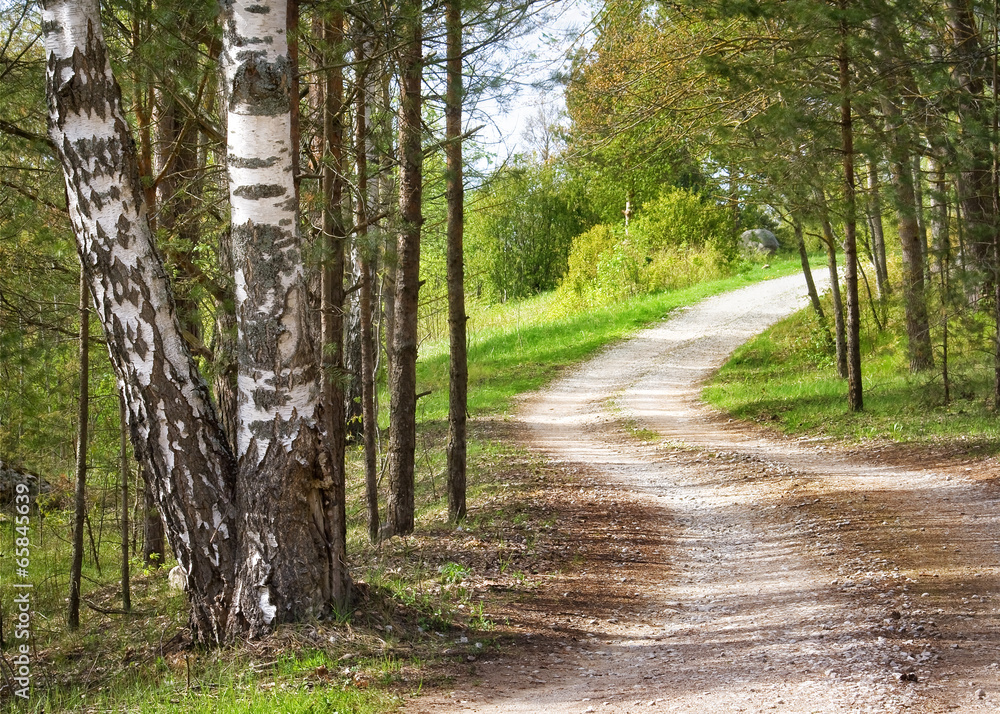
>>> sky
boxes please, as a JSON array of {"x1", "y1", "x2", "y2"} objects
[{"x1": 470, "y1": 0, "x2": 596, "y2": 164}]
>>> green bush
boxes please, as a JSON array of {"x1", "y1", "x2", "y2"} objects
[
  {"x1": 630, "y1": 186, "x2": 735, "y2": 259},
  {"x1": 466, "y1": 159, "x2": 593, "y2": 302},
  {"x1": 557, "y1": 187, "x2": 740, "y2": 307}
]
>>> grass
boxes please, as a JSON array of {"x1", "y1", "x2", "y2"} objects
[
  {"x1": 703, "y1": 293, "x2": 1000, "y2": 453},
  {"x1": 1, "y1": 252, "x2": 801, "y2": 712}
]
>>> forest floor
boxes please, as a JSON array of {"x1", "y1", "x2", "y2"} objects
[{"x1": 405, "y1": 273, "x2": 1000, "y2": 713}]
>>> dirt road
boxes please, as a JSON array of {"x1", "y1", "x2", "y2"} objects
[{"x1": 411, "y1": 274, "x2": 1000, "y2": 713}]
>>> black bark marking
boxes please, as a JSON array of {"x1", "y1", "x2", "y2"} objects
[
  {"x1": 229, "y1": 53, "x2": 291, "y2": 115},
  {"x1": 234, "y1": 183, "x2": 287, "y2": 200},
  {"x1": 229, "y1": 155, "x2": 279, "y2": 169},
  {"x1": 45, "y1": 2, "x2": 240, "y2": 643}
]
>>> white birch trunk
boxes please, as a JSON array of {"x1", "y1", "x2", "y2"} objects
[
  {"x1": 42, "y1": 0, "x2": 237, "y2": 643},
  {"x1": 221, "y1": 0, "x2": 338, "y2": 636}
]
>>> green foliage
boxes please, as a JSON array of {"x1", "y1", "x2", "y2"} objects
[
  {"x1": 556, "y1": 187, "x2": 742, "y2": 307},
  {"x1": 466, "y1": 158, "x2": 593, "y2": 302}
]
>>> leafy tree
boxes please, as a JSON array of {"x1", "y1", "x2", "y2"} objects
[{"x1": 467, "y1": 158, "x2": 592, "y2": 301}]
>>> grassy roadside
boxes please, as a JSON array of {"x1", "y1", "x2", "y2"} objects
[
  {"x1": 414, "y1": 256, "x2": 806, "y2": 423},
  {"x1": 5, "y1": 255, "x2": 803, "y2": 713},
  {"x1": 703, "y1": 297, "x2": 1000, "y2": 453}
]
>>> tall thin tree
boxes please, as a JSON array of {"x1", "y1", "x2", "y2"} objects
[
  {"x1": 445, "y1": 0, "x2": 468, "y2": 522},
  {"x1": 68, "y1": 270, "x2": 88, "y2": 630},
  {"x1": 839, "y1": 11, "x2": 863, "y2": 411},
  {"x1": 320, "y1": 8, "x2": 352, "y2": 608},
  {"x1": 387, "y1": 1, "x2": 424, "y2": 537},
  {"x1": 355, "y1": 23, "x2": 381, "y2": 543}
]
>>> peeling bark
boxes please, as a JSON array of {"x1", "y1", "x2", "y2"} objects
[{"x1": 43, "y1": 0, "x2": 238, "y2": 643}]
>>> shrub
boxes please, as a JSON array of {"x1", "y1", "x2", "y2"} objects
[
  {"x1": 466, "y1": 159, "x2": 593, "y2": 302},
  {"x1": 557, "y1": 187, "x2": 739, "y2": 308}
]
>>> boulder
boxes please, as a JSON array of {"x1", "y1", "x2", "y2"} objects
[
  {"x1": 0, "y1": 460, "x2": 50, "y2": 508},
  {"x1": 740, "y1": 228, "x2": 780, "y2": 255},
  {"x1": 168, "y1": 565, "x2": 187, "y2": 592}
]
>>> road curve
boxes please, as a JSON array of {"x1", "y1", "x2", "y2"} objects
[{"x1": 413, "y1": 273, "x2": 1000, "y2": 714}]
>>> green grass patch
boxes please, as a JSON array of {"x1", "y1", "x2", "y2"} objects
[{"x1": 704, "y1": 298, "x2": 1000, "y2": 452}]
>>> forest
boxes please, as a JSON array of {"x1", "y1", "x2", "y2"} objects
[{"x1": 3, "y1": 0, "x2": 1000, "y2": 709}]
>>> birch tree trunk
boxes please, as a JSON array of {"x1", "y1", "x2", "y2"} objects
[
  {"x1": 866, "y1": 160, "x2": 889, "y2": 298},
  {"x1": 221, "y1": 0, "x2": 342, "y2": 636},
  {"x1": 816, "y1": 190, "x2": 848, "y2": 379},
  {"x1": 43, "y1": 0, "x2": 238, "y2": 643},
  {"x1": 387, "y1": 2, "x2": 424, "y2": 537}
]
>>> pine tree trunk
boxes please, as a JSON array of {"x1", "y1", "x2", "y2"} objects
[
  {"x1": 320, "y1": 11, "x2": 351, "y2": 609},
  {"x1": 793, "y1": 219, "x2": 825, "y2": 322},
  {"x1": 871, "y1": 15, "x2": 934, "y2": 372},
  {"x1": 142, "y1": 476, "x2": 166, "y2": 568},
  {"x1": 445, "y1": 0, "x2": 468, "y2": 523},
  {"x1": 387, "y1": 3, "x2": 423, "y2": 537},
  {"x1": 213, "y1": 232, "x2": 240, "y2": 447},
  {"x1": 355, "y1": 28, "x2": 381, "y2": 543},
  {"x1": 68, "y1": 270, "x2": 89, "y2": 630},
  {"x1": 947, "y1": 0, "x2": 995, "y2": 275},
  {"x1": 154, "y1": 89, "x2": 202, "y2": 342},
  {"x1": 839, "y1": 29, "x2": 863, "y2": 412},
  {"x1": 44, "y1": 0, "x2": 238, "y2": 643},
  {"x1": 380, "y1": 69, "x2": 397, "y2": 388},
  {"x1": 119, "y1": 394, "x2": 131, "y2": 613}
]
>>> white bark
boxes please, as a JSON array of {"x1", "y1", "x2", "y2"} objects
[
  {"x1": 43, "y1": 0, "x2": 237, "y2": 642},
  {"x1": 222, "y1": 0, "x2": 318, "y2": 464},
  {"x1": 222, "y1": 0, "x2": 335, "y2": 636}
]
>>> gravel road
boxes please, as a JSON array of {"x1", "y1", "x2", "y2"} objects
[{"x1": 411, "y1": 273, "x2": 1000, "y2": 713}]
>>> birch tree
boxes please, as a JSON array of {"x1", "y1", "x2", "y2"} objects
[
  {"x1": 44, "y1": 0, "x2": 239, "y2": 642},
  {"x1": 43, "y1": 0, "x2": 350, "y2": 642}
]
